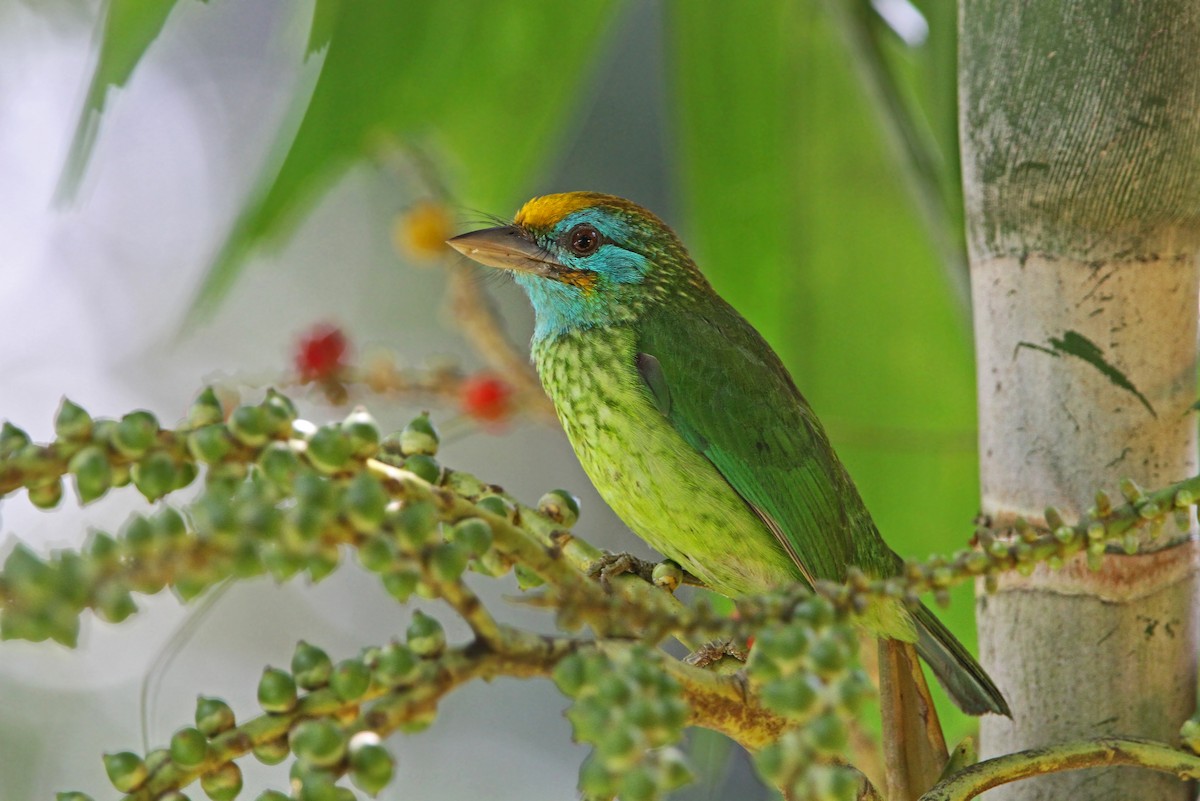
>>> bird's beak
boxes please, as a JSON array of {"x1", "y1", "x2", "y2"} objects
[{"x1": 446, "y1": 225, "x2": 564, "y2": 278}]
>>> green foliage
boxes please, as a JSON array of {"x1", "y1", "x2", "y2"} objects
[
  {"x1": 188, "y1": 0, "x2": 623, "y2": 317},
  {"x1": 57, "y1": 0, "x2": 187, "y2": 200}
]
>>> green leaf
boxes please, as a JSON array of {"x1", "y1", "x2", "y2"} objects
[
  {"x1": 190, "y1": 0, "x2": 623, "y2": 319},
  {"x1": 58, "y1": 0, "x2": 191, "y2": 201}
]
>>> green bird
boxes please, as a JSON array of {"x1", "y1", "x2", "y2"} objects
[{"x1": 448, "y1": 192, "x2": 1008, "y2": 720}]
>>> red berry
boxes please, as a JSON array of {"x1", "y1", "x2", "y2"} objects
[
  {"x1": 460, "y1": 373, "x2": 513, "y2": 423},
  {"x1": 295, "y1": 324, "x2": 349, "y2": 382}
]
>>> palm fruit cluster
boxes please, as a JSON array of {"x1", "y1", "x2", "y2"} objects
[
  {"x1": 64, "y1": 635, "x2": 422, "y2": 801},
  {"x1": 0, "y1": 391, "x2": 464, "y2": 645},
  {"x1": 553, "y1": 645, "x2": 693, "y2": 801},
  {"x1": 745, "y1": 594, "x2": 873, "y2": 801}
]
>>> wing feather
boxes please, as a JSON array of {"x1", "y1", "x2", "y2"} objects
[{"x1": 634, "y1": 298, "x2": 900, "y2": 584}]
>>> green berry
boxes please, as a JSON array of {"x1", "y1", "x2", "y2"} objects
[
  {"x1": 552, "y1": 653, "x2": 587, "y2": 696},
  {"x1": 169, "y1": 726, "x2": 209, "y2": 768},
  {"x1": 474, "y1": 495, "x2": 510, "y2": 518},
  {"x1": 3, "y1": 544, "x2": 53, "y2": 599},
  {"x1": 792, "y1": 597, "x2": 834, "y2": 629},
  {"x1": 290, "y1": 719, "x2": 347, "y2": 768},
  {"x1": 262, "y1": 389, "x2": 298, "y2": 433},
  {"x1": 1181, "y1": 717, "x2": 1200, "y2": 753},
  {"x1": 0, "y1": 421, "x2": 30, "y2": 456},
  {"x1": 307, "y1": 425, "x2": 352, "y2": 473},
  {"x1": 809, "y1": 637, "x2": 850, "y2": 678},
  {"x1": 306, "y1": 544, "x2": 341, "y2": 582},
  {"x1": 402, "y1": 454, "x2": 440, "y2": 484},
  {"x1": 343, "y1": 407, "x2": 380, "y2": 458},
  {"x1": 95, "y1": 583, "x2": 137, "y2": 623},
  {"x1": 597, "y1": 673, "x2": 632, "y2": 706},
  {"x1": 290, "y1": 763, "x2": 339, "y2": 801},
  {"x1": 430, "y1": 541, "x2": 469, "y2": 582},
  {"x1": 835, "y1": 669, "x2": 874, "y2": 714},
  {"x1": 150, "y1": 746, "x2": 176, "y2": 775},
  {"x1": 537, "y1": 489, "x2": 580, "y2": 527},
  {"x1": 112, "y1": 410, "x2": 159, "y2": 458},
  {"x1": 358, "y1": 535, "x2": 396, "y2": 573},
  {"x1": 759, "y1": 625, "x2": 809, "y2": 662},
  {"x1": 597, "y1": 726, "x2": 641, "y2": 769},
  {"x1": 55, "y1": 398, "x2": 93, "y2": 441},
  {"x1": 84, "y1": 530, "x2": 119, "y2": 562},
  {"x1": 651, "y1": 560, "x2": 683, "y2": 591},
  {"x1": 131, "y1": 451, "x2": 178, "y2": 502},
  {"x1": 257, "y1": 442, "x2": 301, "y2": 490},
  {"x1": 374, "y1": 642, "x2": 419, "y2": 686},
  {"x1": 195, "y1": 696, "x2": 236, "y2": 736},
  {"x1": 618, "y1": 765, "x2": 656, "y2": 801},
  {"x1": 0, "y1": 419, "x2": 30, "y2": 455},
  {"x1": 809, "y1": 712, "x2": 849, "y2": 752},
  {"x1": 228, "y1": 405, "x2": 272, "y2": 447},
  {"x1": 28, "y1": 479, "x2": 64, "y2": 509},
  {"x1": 189, "y1": 387, "x2": 225, "y2": 427},
  {"x1": 258, "y1": 666, "x2": 298, "y2": 713},
  {"x1": 345, "y1": 472, "x2": 387, "y2": 533},
  {"x1": 399, "y1": 413, "x2": 439, "y2": 456},
  {"x1": 449, "y1": 517, "x2": 493, "y2": 556},
  {"x1": 292, "y1": 641, "x2": 334, "y2": 690},
  {"x1": 56, "y1": 793, "x2": 96, "y2": 801},
  {"x1": 381, "y1": 567, "x2": 420, "y2": 602},
  {"x1": 762, "y1": 676, "x2": 817, "y2": 719},
  {"x1": 122, "y1": 517, "x2": 156, "y2": 560},
  {"x1": 254, "y1": 791, "x2": 290, "y2": 801},
  {"x1": 330, "y1": 659, "x2": 371, "y2": 702},
  {"x1": 349, "y1": 738, "x2": 395, "y2": 796},
  {"x1": 406, "y1": 610, "x2": 445, "y2": 657},
  {"x1": 154, "y1": 506, "x2": 188, "y2": 542},
  {"x1": 578, "y1": 755, "x2": 616, "y2": 798},
  {"x1": 103, "y1": 751, "x2": 147, "y2": 793},
  {"x1": 252, "y1": 737, "x2": 290, "y2": 766},
  {"x1": 199, "y1": 761, "x2": 243, "y2": 801},
  {"x1": 188, "y1": 425, "x2": 233, "y2": 464},
  {"x1": 392, "y1": 500, "x2": 437, "y2": 549}
]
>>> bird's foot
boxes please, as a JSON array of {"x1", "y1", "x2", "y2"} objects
[
  {"x1": 683, "y1": 639, "x2": 749, "y2": 670},
  {"x1": 586, "y1": 551, "x2": 656, "y2": 587},
  {"x1": 586, "y1": 553, "x2": 695, "y2": 594}
]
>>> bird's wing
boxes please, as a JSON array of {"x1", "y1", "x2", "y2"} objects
[{"x1": 634, "y1": 300, "x2": 898, "y2": 583}]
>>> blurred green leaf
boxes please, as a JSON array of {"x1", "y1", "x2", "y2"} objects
[
  {"x1": 826, "y1": 0, "x2": 967, "y2": 308},
  {"x1": 57, "y1": 0, "x2": 191, "y2": 201},
  {"x1": 190, "y1": 0, "x2": 623, "y2": 319},
  {"x1": 669, "y1": 0, "x2": 977, "y2": 740}
]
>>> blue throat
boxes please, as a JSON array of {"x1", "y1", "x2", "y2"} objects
[{"x1": 515, "y1": 234, "x2": 651, "y2": 343}]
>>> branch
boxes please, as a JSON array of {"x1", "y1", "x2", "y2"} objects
[{"x1": 920, "y1": 738, "x2": 1200, "y2": 801}]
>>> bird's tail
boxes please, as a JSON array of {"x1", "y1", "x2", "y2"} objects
[{"x1": 912, "y1": 602, "x2": 1011, "y2": 717}]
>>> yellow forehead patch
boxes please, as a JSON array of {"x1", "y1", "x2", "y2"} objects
[{"x1": 514, "y1": 192, "x2": 612, "y2": 231}]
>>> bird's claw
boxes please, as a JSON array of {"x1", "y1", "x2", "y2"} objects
[
  {"x1": 586, "y1": 553, "x2": 696, "y2": 595},
  {"x1": 683, "y1": 639, "x2": 750, "y2": 670},
  {"x1": 586, "y1": 551, "x2": 655, "y2": 587}
]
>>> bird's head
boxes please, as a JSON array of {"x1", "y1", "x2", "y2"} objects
[{"x1": 447, "y1": 192, "x2": 702, "y2": 340}]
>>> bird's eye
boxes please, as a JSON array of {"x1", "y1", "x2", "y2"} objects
[{"x1": 567, "y1": 224, "x2": 601, "y2": 256}]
